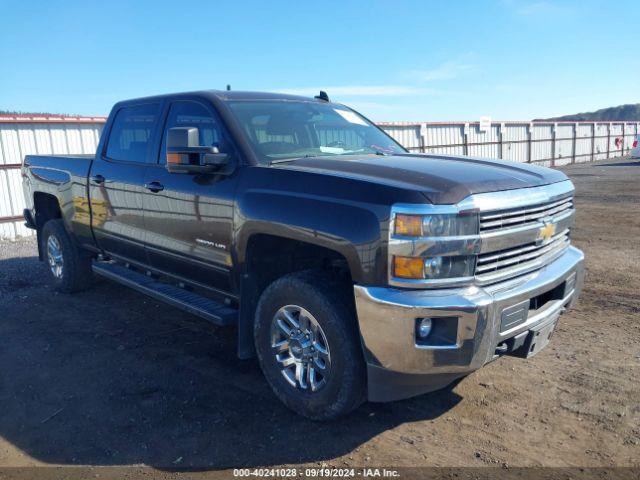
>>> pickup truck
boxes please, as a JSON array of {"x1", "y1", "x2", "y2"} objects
[{"x1": 22, "y1": 90, "x2": 585, "y2": 420}]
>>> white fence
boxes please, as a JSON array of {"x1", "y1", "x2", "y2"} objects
[
  {"x1": 1, "y1": 115, "x2": 638, "y2": 240},
  {"x1": 379, "y1": 121, "x2": 639, "y2": 167},
  {"x1": 0, "y1": 115, "x2": 105, "y2": 239}
]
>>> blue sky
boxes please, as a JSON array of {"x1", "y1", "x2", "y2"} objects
[{"x1": 1, "y1": 0, "x2": 638, "y2": 121}]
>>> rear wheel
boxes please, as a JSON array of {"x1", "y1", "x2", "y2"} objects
[
  {"x1": 254, "y1": 270, "x2": 365, "y2": 420},
  {"x1": 41, "y1": 219, "x2": 93, "y2": 293}
]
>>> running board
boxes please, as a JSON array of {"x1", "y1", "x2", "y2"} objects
[{"x1": 92, "y1": 262, "x2": 238, "y2": 326}]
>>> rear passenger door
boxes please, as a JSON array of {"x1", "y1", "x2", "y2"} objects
[
  {"x1": 142, "y1": 99, "x2": 239, "y2": 295},
  {"x1": 89, "y1": 102, "x2": 159, "y2": 264}
]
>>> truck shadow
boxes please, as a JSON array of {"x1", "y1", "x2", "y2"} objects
[{"x1": 0, "y1": 254, "x2": 462, "y2": 469}]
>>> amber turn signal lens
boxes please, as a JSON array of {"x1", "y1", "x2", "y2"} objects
[
  {"x1": 393, "y1": 256, "x2": 425, "y2": 279},
  {"x1": 167, "y1": 153, "x2": 181, "y2": 164},
  {"x1": 395, "y1": 214, "x2": 422, "y2": 236}
]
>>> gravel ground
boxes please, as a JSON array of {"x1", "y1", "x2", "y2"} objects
[{"x1": 0, "y1": 158, "x2": 638, "y2": 470}]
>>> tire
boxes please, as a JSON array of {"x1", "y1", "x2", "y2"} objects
[
  {"x1": 41, "y1": 219, "x2": 93, "y2": 293},
  {"x1": 254, "y1": 270, "x2": 366, "y2": 420}
]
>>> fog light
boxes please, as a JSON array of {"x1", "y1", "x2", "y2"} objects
[{"x1": 417, "y1": 318, "x2": 433, "y2": 338}]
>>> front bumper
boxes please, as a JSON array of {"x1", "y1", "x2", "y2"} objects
[{"x1": 354, "y1": 246, "x2": 585, "y2": 402}]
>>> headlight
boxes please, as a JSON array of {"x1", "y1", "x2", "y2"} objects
[
  {"x1": 394, "y1": 255, "x2": 475, "y2": 280},
  {"x1": 395, "y1": 213, "x2": 477, "y2": 237},
  {"x1": 391, "y1": 210, "x2": 479, "y2": 283}
]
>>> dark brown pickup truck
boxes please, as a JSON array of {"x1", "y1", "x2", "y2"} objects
[{"x1": 22, "y1": 90, "x2": 584, "y2": 419}]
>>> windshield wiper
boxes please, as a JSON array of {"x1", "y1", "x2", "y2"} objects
[{"x1": 269, "y1": 154, "x2": 318, "y2": 165}]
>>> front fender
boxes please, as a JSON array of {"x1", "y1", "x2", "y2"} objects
[
  {"x1": 230, "y1": 165, "x2": 427, "y2": 359},
  {"x1": 235, "y1": 189, "x2": 385, "y2": 284}
]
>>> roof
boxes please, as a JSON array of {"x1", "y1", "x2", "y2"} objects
[
  {"x1": 207, "y1": 90, "x2": 323, "y2": 102},
  {"x1": 111, "y1": 89, "x2": 328, "y2": 106}
]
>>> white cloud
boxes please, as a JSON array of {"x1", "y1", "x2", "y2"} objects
[
  {"x1": 273, "y1": 85, "x2": 438, "y2": 97},
  {"x1": 405, "y1": 61, "x2": 474, "y2": 82}
]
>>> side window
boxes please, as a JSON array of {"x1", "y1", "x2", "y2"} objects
[
  {"x1": 105, "y1": 103, "x2": 159, "y2": 163},
  {"x1": 159, "y1": 101, "x2": 229, "y2": 164}
]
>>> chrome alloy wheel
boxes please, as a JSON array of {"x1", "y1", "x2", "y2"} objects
[
  {"x1": 46, "y1": 235, "x2": 64, "y2": 279},
  {"x1": 271, "y1": 305, "x2": 331, "y2": 392}
]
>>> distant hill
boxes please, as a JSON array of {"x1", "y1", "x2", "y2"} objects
[{"x1": 538, "y1": 103, "x2": 640, "y2": 122}]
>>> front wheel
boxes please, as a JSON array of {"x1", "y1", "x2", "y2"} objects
[
  {"x1": 254, "y1": 270, "x2": 366, "y2": 420},
  {"x1": 41, "y1": 219, "x2": 93, "y2": 293}
]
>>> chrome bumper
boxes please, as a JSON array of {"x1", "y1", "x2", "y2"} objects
[{"x1": 354, "y1": 246, "x2": 585, "y2": 401}]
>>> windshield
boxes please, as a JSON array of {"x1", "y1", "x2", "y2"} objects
[{"x1": 226, "y1": 100, "x2": 406, "y2": 163}]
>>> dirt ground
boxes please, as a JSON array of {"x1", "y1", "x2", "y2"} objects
[{"x1": 0, "y1": 157, "x2": 638, "y2": 470}]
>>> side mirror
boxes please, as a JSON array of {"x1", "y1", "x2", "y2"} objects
[{"x1": 166, "y1": 127, "x2": 229, "y2": 174}]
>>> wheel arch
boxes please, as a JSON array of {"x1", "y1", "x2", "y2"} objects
[
  {"x1": 236, "y1": 232, "x2": 356, "y2": 359},
  {"x1": 33, "y1": 192, "x2": 63, "y2": 260}
]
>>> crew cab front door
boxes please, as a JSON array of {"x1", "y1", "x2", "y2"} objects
[{"x1": 142, "y1": 99, "x2": 238, "y2": 295}]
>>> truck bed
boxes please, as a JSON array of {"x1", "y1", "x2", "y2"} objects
[
  {"x1": 22, "y1": 154, "x2": 95, "y2": 241},
  {"x1": 23, "y1": 154, "x2": 93, "y2": 182}
]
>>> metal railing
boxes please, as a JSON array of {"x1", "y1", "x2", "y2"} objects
[{"x1": 379, "y1": 121, "x2": 639, "y2": 166}]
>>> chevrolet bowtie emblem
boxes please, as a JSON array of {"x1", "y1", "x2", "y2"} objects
[{"x1": 538, "y1": 222, "x2": 556, "y2": 242}]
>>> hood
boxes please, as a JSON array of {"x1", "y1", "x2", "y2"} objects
[{"x1": 272, "y1": 153, "x2": 569, "y2": 204}]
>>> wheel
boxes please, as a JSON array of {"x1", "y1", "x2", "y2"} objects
[
  {"x1": 41, "y1": 219, "x2": 93, "y2": 293},
  {"x1": 254, "y1": 270, "x2": 366, "y2": 420}
]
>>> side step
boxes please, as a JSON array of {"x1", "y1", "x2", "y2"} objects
[{"x1": 92, "y1": 262, "x2": 238, "y2": 326}]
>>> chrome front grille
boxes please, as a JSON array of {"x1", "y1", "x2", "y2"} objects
[
  {"x1": 476, "y1": 230, "x2": 570, "y2": 283},
  {"x1": 480, "y1": 196, "x2": 573, "y2": 232},
  {"x1": 475, "y1": 192, "x2": 575, "y2": 284}
]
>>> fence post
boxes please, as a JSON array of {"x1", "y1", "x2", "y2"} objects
[
  {"x1": 590, "y1": 123, "x2": 596, "y2": 162},
  {"x1": 551, "y1": 123, "x2": 557, "y2": 167},
  {"x1": 527, "y1": 123, "x2": 533, "y2": 163},
  {"x1": 622, "y1": 122, "x2": 626, "y2": 156},
  {"x1": 463, "y1": 123, "x2": 469, "y2": 156},
  {"x1": 498, "y1": 123, "x2": 504, "y2": 159},
  {"x1": 419, "y1": 123, "x2": 427, "y2": 153},
  {"x1": 571, "y1": 123, "x2": 577, "y2": 164},
  {"x1": 606, "y1": 123, "x2": 611, "y2": 159}
]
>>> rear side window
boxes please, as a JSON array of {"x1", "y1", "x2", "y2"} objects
[{"x1": 106, "y1": 103, "x2": 159, "y2": 163}]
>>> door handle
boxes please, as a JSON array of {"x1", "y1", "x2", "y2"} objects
[
  {"x1": 145, "y1": 181, "x2": 164, "y2": 193},
  {"x1": 91, "y1": 174, "x2": 106, "y2": 184}
]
